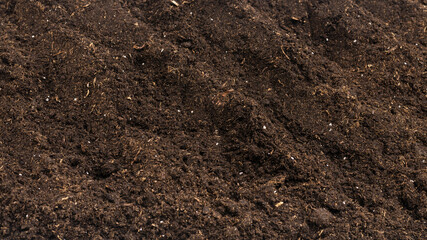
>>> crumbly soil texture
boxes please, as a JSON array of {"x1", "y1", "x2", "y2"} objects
[{"x1": 1, "y1": 0, "x2": 426, "y2": 239}]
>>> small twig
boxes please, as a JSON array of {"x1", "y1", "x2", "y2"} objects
[{"x1": 280, "y1": 45, "x2": 290, "y2": 60}]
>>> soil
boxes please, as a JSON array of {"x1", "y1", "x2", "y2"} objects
[{"x1": 0, "y1": 0, "x2": 426, "y2": 239}]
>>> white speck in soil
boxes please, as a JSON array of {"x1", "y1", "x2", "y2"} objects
[
  {"x1": 74, "y1": 98, "x2": 78, "y2": 101},
  {"x1": 239, "y1": 172, "x2": 243, "y2": 175},
  {"x1": 263, "y1": 125, "x2": 267, "y2": 130},
  {"x1": 19, "y1": 173, "x2": 22, "y2": 176},
  {"x1": 215, "y1": 142, "x2": 219, "y2": 146},
  {"x1": 329, "y1": 123, "x2": 332, "y2": 126}
]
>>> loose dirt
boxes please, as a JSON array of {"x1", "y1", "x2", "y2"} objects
[{"x1": 1, "y1": 0, "x2": 426, "y2": 239}]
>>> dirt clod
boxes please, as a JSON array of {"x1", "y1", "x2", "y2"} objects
[{"x1": 310, "y1": 208, "x2": 335, "y2": 227}]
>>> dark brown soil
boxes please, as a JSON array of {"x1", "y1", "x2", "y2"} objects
[{"x1": 1, "y1": 0, "x2": 426, "y2": 239}]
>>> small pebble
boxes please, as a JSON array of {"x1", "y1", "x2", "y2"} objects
[{"x1": 263, "y1": 125, "x2": 267, "y2": 130}]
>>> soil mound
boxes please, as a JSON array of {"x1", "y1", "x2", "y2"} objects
[{"x1": 0, "y1": 0, "x2": 426, "y2": 239}]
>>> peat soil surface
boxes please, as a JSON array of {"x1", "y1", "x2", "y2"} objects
[{"x1": 0, "y1": 0, "x2": 426, "y2": 239}]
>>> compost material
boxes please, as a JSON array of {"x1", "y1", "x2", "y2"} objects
[{"x1": 1, "y1": 0, "x2": 426, "y2": 239}]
